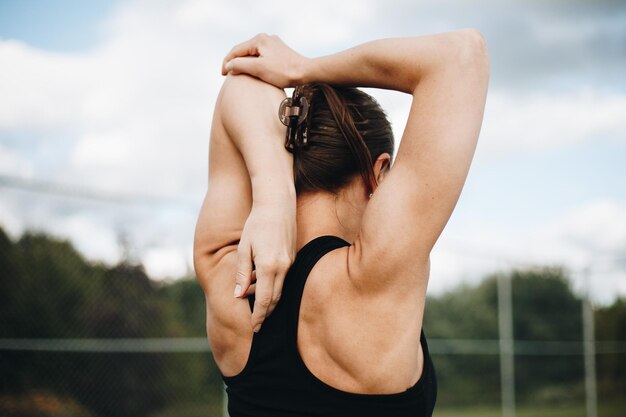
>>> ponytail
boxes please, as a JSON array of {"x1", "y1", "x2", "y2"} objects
[
  {"x1": 291, "y1": 83, "x2": 394, "y2": 196},
  {"x1": 317, "y1": 84, "x2": 377, "y2": 194}
]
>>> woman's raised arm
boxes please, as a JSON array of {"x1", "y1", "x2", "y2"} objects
[
  {"x1": 193, "y1": 74, "x2": 295, "y2": 333},
  {"x1": 224, "y1": 30, "x2": 489, "y2": 292}
]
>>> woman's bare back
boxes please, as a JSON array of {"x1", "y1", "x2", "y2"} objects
[{"x1": 208, "y1": 243, "x2": 429, "y2": 394}]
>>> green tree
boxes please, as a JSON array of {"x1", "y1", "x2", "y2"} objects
[
  {"x1": 508, "y1": 267, "x2": 584, "y2": 404},
  {"x1": 0, "y1": 228, "x2": 217, "y2": 417},
  {"x1": 425, "y1": 278, "x2": 501, "y2": 405},
  {"x1": 66, "y1": 264, "x2": 170, "y2": 417},
  {"x1": 157, "y1": 278, "x2": 206, "y2": 337},
  {"x1": 424, "y1": 266, "x2": 586, "y2": 406},
  {"x1": 595, "y1": 298, "x2": 626, "y2": 401}
]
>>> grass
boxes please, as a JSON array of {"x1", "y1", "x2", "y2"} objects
[
  {"x1": 150, "y1": 402, "x2": 223, "y2": 417},
  {"x1": 434, "y1": 402, "x2": 625, "y2": 417}
]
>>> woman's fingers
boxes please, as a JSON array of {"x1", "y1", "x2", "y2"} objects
[
  {"x1": 250, "y1": 257, "x2": 290, "y2": 332},
  {"x1": 221, "y1": 34, "x2": 273, "y2": 75},
  {"x1": 226, "y1": 57, "x2": 264, "y2": 78},
  {"x1": 250, "y1": 266, "x2": 274, "y2": 332},
  {"x1": 234, "y1": 241, "x2": 253, "y2": 298},
  {"x1": 266, "y1": 270, "x2": 286, "y2": 316},
  {"x1": 250, "y1": 264, "x2": 290, "y2": 332},
  {"x1": 244, "y1": 283, "x2": 256, "y2": 296},
  {"x1": 222, "y1": 39, "x2": 259, "y2": 74},
  {"x1": 222, "y1": 33, "x2": 301, "y2": 88}
]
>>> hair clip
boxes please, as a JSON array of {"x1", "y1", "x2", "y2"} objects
[{"x1": 279, "y1": 87, "x2": 309, "y2": 151}]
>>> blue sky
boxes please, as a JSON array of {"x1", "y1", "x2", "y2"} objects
[
  {"x1": 0, "y1": 0, "x2": 118, "y2": 52},
  {"x1": 1, "y1": 0, "x2": 625, "y2": 303},
  {"x1": 465, "y1": 139, "x2": 626, "y2": 224}
]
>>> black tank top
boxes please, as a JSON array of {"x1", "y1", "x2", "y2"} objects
[{"x1": 221, "y1": 235, "x2": 437, "y2": 417}]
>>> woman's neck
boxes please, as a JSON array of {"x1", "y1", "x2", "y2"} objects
[{"x1": 295, "y1": 190, "x2": 366, "y2": 252}]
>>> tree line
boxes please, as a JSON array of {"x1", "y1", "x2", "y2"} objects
[{"x1": 0, "y1": 227, "x2": 624, "y2": 416}]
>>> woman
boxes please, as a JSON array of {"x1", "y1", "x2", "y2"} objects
[{"x1": 194, "y1": 29, "x2": 489, "y2": 417}]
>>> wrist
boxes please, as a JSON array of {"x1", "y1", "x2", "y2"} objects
[
  {"x1": 252, "y1": 194, "x2": 296, "y2": 214},
  {"x1": 295, "y1": 56, "x2": 315, "y2": 85},
  {"x1": 251, "y1": 176, "x2": 296, "y2": 205}
]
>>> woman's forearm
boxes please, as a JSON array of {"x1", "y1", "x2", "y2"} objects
[
  {"x1": 194, "y1": 74, "x2": 293, "y2": 265},
  {"x1": 217, "y1": 74, "x2": 297, "y2": 328},
  {"x1": 219, "y1": 74, "x2": 295, "y2": 205},
  {"x1": 299, "y1": 29, "x2": 486, "y2": 94}
]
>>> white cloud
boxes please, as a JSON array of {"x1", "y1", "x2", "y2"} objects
[
  {"x1": 2, "y1": 0, "x2": 624, "y2": 198},
  {"x1": 0, "y1": 0, "x2": 380, "y2": 200},
  {"x1": 537, "y1": 200, "x2": 626, "y2": 256},
  {"x1": 173, "y1": 0, "x2": 375, "y2": 49},
  {"x1": 0, "y1": 197, "x2": 24, "y2": 238},
  {"x1": 478, "y1": 89, "x2": 626, "y2": 160},
  {"x1": 367, "y1": 87, "x2": 626, "y2": 163},
  {"x1": 0, "y1": 40, "x2": 89, "y2": 129},
  {"x1": 142, "y1": 246, "x2": 190, "y2": 280},
  {"x1": 47, "y1": 213, "x2": 121, "y2": 265},
  {"x1": 72, "y1": 129, "x2": 135, "y2": 168},
  {"x1": 528, "y1": 17, "x2": 600, "y2": 45},
  {"x1": 0, "y1": 144, "x2": 34, "y2": 177},
  {"x1": 0, "y1": 1, "x2": 219, "y2": 197},
  {"x1": 431, "y1": 199, "x2": 626, "y2": 304}
]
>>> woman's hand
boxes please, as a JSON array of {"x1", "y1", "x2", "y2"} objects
[
  {"x1": 222, "y1": 33, "x2": 307, "y2": 88},
  {"x1": 235, "y1": 198, "x2": 296, "y2": 333}
]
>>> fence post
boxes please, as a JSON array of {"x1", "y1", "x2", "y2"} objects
[
  {"x1": 498, "y1": 272, "x2": 515, "y2": 417},
  {"x1": 582, "y1": 267, "x2": 598, "y2": 417},
  {"x1": 222, "y1": 383, "x2": 228, "y2": 417}
]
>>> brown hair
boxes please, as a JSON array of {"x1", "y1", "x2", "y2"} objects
[{"x1": 291, "y1": 83, "x2": 394, "y2": 196}]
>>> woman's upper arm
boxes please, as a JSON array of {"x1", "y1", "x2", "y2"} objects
[
  {"x1": 349, "y1": 32, "x2": 490, "y2": 289},
  {"x1": 193, "y1": 86, "x2": 253, "y2": 290}
]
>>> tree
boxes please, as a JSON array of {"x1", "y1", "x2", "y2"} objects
[
  {"x1": 508, "y1": 267, "x2": 584, "y2": 404},
  {"x1": 595, "y1": 298, "x2": 626, "y2": 401},
  {"x1": 424, "y1": 266, "x2": 586, "y2": 406},
  {"x1": 424, "y1": 278, "x2": 500, "y2": 405},
  {"x1": 0, "y1": 228, "x2": 199, "y2": 416}
]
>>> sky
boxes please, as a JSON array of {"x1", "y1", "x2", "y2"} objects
[{"x1": 0, "y1": 0, "x2": 625, "y2": 304}]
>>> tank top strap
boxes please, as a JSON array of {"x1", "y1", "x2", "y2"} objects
[{"x1": 282, "y1": 235, "x2": 351, "y2": 346}]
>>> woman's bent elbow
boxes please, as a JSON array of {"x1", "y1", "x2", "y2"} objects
[{"x1": 461, "y1": 29, "x2": 489, "y2": 68}]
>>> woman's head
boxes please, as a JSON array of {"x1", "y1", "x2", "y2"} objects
[{"x1": 289, "y1": 83, "x2": 394, "y2": 197}]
